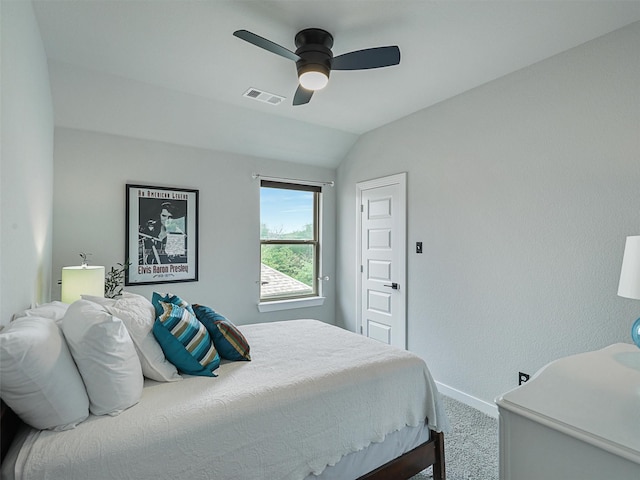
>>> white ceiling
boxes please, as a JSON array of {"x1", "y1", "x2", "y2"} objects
[{"x1": 32, "y1": 0, "x2": 640, "y2": 168}]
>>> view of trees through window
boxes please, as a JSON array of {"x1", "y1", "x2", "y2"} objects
[
  {"x1": 260, "y1": 183, "x2": 319, "y2": 299},
  {"x1": 260, "y1": 226, "x2": 314, "y2": 287}
]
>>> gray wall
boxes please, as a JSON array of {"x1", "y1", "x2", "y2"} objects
[
  {"x1": 4, "y1": 4, "x2": 639, "y2": 412},
  {"x1": 336, "y1": 23, "x2": 640, "y2": 409},
  {"x1": 52, "y1": 128, "x2": 336, "y2": 326},
  {"x1": 1, "y1": 0, "x2": 54, "y2": 325}
]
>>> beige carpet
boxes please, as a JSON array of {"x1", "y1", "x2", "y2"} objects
[{"x1": 411, "y1": 396, "x2": 498, "y2": 480}]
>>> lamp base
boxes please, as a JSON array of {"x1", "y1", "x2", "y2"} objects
[{"x1": 632, "y1": 317, "x2": 640, "y2": 348}]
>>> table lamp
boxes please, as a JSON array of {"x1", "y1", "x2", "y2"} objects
[
  {"x1": 61, "y1": 263, "x2": 105, "y2": 304},
  {"x1": 617, "y1": 235, "x2": 640, "y2": 347}
]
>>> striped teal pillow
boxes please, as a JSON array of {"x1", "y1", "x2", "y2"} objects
[
  {"x1": 151, "y1": 292, "x2": 195, "y2": 317},
  {"x1": 193, "y1": 304, "x2": 251, "y2": 361},
  {"x1": 152, "y1": 302, "x2": 220, "y2": 377}
]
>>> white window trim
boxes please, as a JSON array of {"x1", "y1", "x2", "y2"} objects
[{"x1": 257, "y1": 296, "x2": 325, "y2": 313}]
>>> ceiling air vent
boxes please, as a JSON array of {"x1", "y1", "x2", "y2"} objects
[{"x1": 243, "y1": 88, "x2": 285, "y2": 106}]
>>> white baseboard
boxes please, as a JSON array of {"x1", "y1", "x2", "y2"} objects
[{"x1": 436, "y1": 381, "x2": 499, "y2": 418}]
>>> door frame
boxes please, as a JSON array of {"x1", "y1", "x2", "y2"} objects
[{"x1": 356, "y1": 172, "x2": 407, "y2": 348}]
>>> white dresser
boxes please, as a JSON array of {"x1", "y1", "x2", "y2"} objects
[{"x1": 496, "y1": 343, "x2": 640, "y2": 480}]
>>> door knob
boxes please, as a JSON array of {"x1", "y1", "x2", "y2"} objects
[{"x1": 384, "y1": 282, "x2": 399, "y2": 290}]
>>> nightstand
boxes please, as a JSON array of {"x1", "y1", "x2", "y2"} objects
[{"x1": 496, "y1": 343, "x2": 640, "y2": 480}]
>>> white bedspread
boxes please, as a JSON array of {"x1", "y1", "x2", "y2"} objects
[{"x1": 9, "y1": 320, "x2": 448, "y2": 480}]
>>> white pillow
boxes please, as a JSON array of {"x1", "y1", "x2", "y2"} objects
[
  {"x1": 61, "y1": 300, "x2": 143, "y2": 416},
  {"x1": 12, "y1": 301, "x2": 69, "y2": 323},
  {"x1": 82, "y1": 293, "x2": 182, "y2": 382},
  {"x1": 0, "y1": 316, "x2": 89, "y2": 430}
]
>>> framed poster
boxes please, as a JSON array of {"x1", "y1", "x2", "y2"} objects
[{"x1": 125, "y1": 184, "x2": 198, "y2": 285}]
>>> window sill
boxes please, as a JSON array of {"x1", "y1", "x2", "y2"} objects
[{"x1": 257, "y1": 296, "x2": 325, "y2": 313}]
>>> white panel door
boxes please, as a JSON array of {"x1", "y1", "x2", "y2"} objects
[{"x1": 357, "y1": 174, "x2": 406, "y2": 349}]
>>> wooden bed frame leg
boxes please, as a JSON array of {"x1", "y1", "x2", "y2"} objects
[
  {"x1": 355, "y1": 429, "x2": 446, "y2": 480},
  {"x1": 433, "y1": 431, "x2": 446, "y2": 480}
]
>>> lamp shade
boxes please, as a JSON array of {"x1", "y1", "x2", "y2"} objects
[
  {"x1": 61, "y1": 265, "x2": 105, "y2": 304},
  {"x1": 618, "y1": 236, "x2": 640, "y2": 300}
]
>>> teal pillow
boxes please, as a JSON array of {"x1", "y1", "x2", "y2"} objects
[
  {"x1": 193, "y1": 305, "x2": 251, "y2": 361},
  {"x1": 152, "y1": 302, "x2": 220, "y2": 377},
  {"x1": 151, "y1": 292, "x2": 195, "y2": 317}
]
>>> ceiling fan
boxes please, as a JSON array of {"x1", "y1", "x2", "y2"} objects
[{"x1": 233, "y1": 28, "x2": 401, "y2": 106}]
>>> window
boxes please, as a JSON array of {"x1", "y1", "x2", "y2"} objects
[{"x1": 260, "y1": 180, "x2": 320, "y2": 301}]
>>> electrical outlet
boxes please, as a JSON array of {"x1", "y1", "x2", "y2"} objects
[{"x1": 519, "y1": 372, "x2": 530, "y2": 385}]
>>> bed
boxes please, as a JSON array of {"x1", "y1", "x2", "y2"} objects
[{"x1": 1, "y1": 299, "x2": 448, "y2": 480}]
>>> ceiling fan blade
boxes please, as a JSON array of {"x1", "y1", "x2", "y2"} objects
[
  {"x1": 233, "y1": 29, "x2": 300, "y2": 62},
  {"x1": 293, "y1": 85, "x2": 313, "y2": 106},
  {"x1": 332, "y1": 46, "x2": 400, "y2": 70}
]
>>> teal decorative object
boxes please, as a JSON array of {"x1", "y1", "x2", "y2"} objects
[{"x1": 632, "y1": 318, "x2": 640, "y2": 348}]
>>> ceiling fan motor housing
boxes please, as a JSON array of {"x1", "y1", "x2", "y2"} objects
[{"x1": 294, "y1": 28, "x2": 334, "y2": 81}]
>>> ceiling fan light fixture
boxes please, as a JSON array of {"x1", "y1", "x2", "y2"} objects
[
  {"x1": 234, "y1": 27, "x2": 400, "y2": 105},
  {"x1": 299, "y1": 70, "x2": 329, "y2": 91}
]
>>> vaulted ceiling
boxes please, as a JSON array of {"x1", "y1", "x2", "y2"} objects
[{"x1": 33, "y1": 1, "x2": 640, "y2": 167}]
